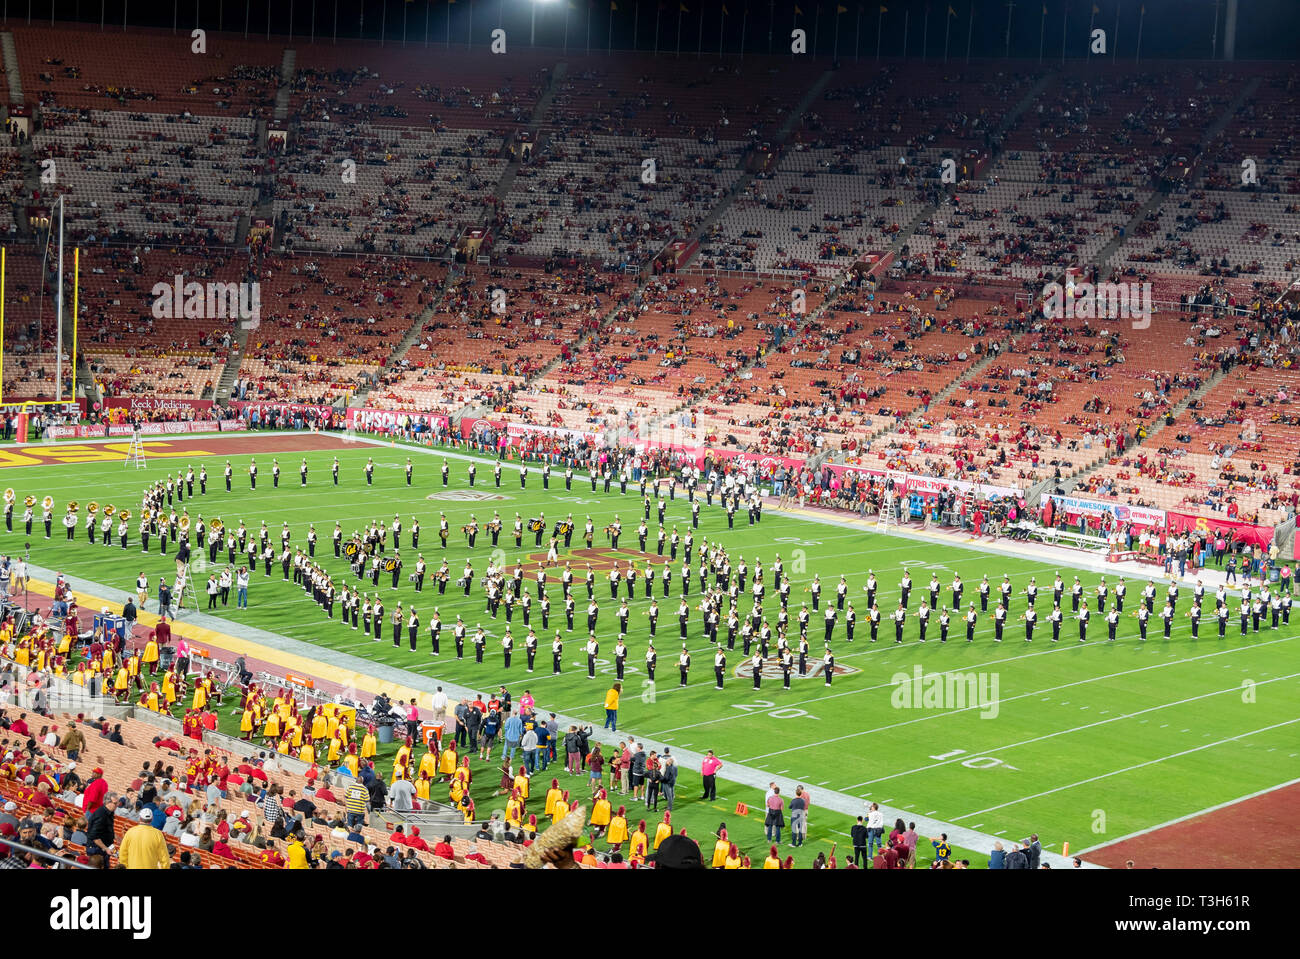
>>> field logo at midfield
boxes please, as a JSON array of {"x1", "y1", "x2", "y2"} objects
[
  {"x1": 890, "y1": 665, "x2": 1000, "y2": 719},
  {"x1": 152, "y1": 274, "x2": 261, "y2": 330},
  {"x1": 733, "y1": 660, "x2": 860, "y2": 680},
  {"x1": 523, "y1": 547, "x2": 672, "y2": 572},
  {"x1": 426, "y1": 490, "x2": 511, "y2": 502}
]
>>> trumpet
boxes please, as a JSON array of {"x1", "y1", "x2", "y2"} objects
[
  {"x1": 3, "y1": 488, "x2": 14, "y2": 504},
  {"x1": 87, "y1": 501, "x2": 100, "y2": 515},
  {"x1": 42, "y1": 495, "x2": 54, "y2": 511}
]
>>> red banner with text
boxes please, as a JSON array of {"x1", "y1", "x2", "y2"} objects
[{"x1": 1165, "y1": 510, "x2": 1274, "y2": 550}]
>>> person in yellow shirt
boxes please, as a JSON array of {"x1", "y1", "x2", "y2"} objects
[
  {"x1": 449, "y1": 777, "x2": 466, "y2": 807},
  {"x1": 192, "y1": 681, "x2": 207, "y2": 711},
  {"x1": 240, "y1": 706, "x2": 256, "y2": 740},
  {"x1": 589, "y1": 788, "x2": 611, "y2": 837},
  {"x1": 551, "y1": 790, "x2": 570, "y2": 826},
  {"x1": 263, "y1": 711, "x2": 281, "y2": 743},
  {"x1": 310, "y1": 711, "x2": 329, "y2": 742},
  {"x1": 603, "y1": 682, "x2": 621, "y2": 731},
  {"x1": 724, "y1": 843, "x2": 742, "y2": 869},
  {"x1": 145, "y1": 683, "x2": 161, "y2": 712},
  {"x1": 606, "y1": 804, "x2": 628, "y2": 848},
  {"x1": 763, "y1": 845, "x2": 782, "y2": 869},
  {"x1": 327, "y1": 732, "x2": 344, "y2": 764},
  {"x1": 162, "y1": 671, "x2": 177, "y2": 706},
  {"x1": 299, "y1": 742, "x2": 316, "y2": 765},
  {"x1": 114, "y1": 666, "x2": 130, "y2": 702},
  {"x1": 118, "y1": 810, "x2": 171, "y2": 869},
  {"x1": 711, "y1": 827, "x2": 731, "y2": 869},
  {"x1": 277, "y1": 736, "x2": 292, "y2": 755},
  {"x1": 142, "y1": 635, "x2": 159, "y2": 673},
  {"x1": 544, "y1": 777, "x2": 563, "y2": 818},
  {"x1": 360, "y1": 725, "x2": 378, "y2": 760},
  {"x1": 289, "y1": 719, "x2": 305, "y2": 749},
  {"x1": 629, "y1": 819, "x2": 649, "y2": 865},
  {"x1": 286, "y1": 836, "x2": 310, "y2": 869},
  {"x1": 653, "y1": 811, "x2": 673, "y2": 850}
]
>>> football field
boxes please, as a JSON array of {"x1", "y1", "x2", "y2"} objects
[{"x1": 6, "y1": 432, "x2": 1300, "y2": 865}]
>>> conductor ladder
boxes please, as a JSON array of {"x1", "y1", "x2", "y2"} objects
[{"x1": 125, "y1": 430, "x2": 148, "y2": 469}]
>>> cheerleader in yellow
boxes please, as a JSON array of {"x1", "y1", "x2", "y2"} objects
[
  {"x1": 505, "y1": 789, "x2": 524, "y2": 828},
  {"x1": 711, "y1": 827, "x2": 731, "y2": 869},
  {"x1": 142, "y1": 633, "x2": 159, "y2": 674},
  {"x1": 629, "y1": 820, "x2": 649, "y2": 865},
  {"x1": 394, "y1": 736, "x2": 413, "y2": 773},
  {"x1": 418, "y1": 745, "x2": 439, "y2": 781},
  {"x1": 512, "y1": 765, "x2": 530, "y2": 801},
  {"x1": 113, "y1": 664, "x2": 131, "y2": 702},
  {"x1": 240, "y1": 704, "x2": 256, "y2": 741},
  {"x1": 653, "y1": 811, "x2": 673, "y2": 850},
  {"x1": 191, "y1": 680, "x2": 207, "y2": 712},
  {"x1": 544, "y1": 778, "x2": 563, "y2": 818},
  {"x1": 327, "y1": 731, "x2": 344, "y2": 765},
  {"x1": 606, "y1": 804, "x2": 628, "y2": 848},
  {"x1": 342, "y1": 743, "x2": 360, "y2": 778},
  {"x1": 437, "y1": 743, "x2": 458, "y2": 780},
  {"x1": 360, "y1": 724, "x2": 378, "y2": 761},
  {"x1": 262, "y1": 709, "x2": 282, "y2": 745},
  {"x1": 551, "y1": 789, "x2": 571, "y2": 826},
  {"x1": 452, "y1": 757, "x2": 472, "y2": 793},
  {"x1": 589, "y1": 788, "x2": 611, "y2": 837},
  {"x1": 415, "y1": 771, "x2": 433, "y2": 803},
  {"x1": 276, "y1": 735, "x2": 292, "y2": 755}
]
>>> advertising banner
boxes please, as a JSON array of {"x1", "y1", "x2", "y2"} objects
[
  {"x1": 103, "y1": 397, "x2": 214, "y2": 415},
  {"x1": 1042, "y1": 494, "x2": 1166, "y2": 530},
  {"x1": 346, "y1": 408, "x2": 449, "y2": 432}
]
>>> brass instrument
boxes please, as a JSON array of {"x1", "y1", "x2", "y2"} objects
[
  {"x1": 103, "y1": 504, "x2": 116, "y2": 517},
  {"x1": 41, "y1": 495, "x2": 54, "y2": 511},
  {"x1": 87, "y1": 501, "x2": 100, "y2": 515}
]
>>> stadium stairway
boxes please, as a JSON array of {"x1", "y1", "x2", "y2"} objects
[
  {"x1": 214, "y1": 323, "x2": 251, "y2": 403},
  {"x1": 273, "y1": 48, "x2": 296, "y2": 123},
  {"x1": 1097, "y1": 75, "x2": 1262, "y2": 271},
  {"x1": 0, "y1": 32, "x2": 22, "y2": 105},
  {"x1": 828, "y1": 334, "x2": 1012, "y2": 463},
  {"x1": 675, "y1": 69, "x2": 835, "y2": 272},
  {"x1": 1052, "y1": 365, "x2": 1229, "y2": 498}
]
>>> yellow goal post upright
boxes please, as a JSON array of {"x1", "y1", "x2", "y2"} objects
[{"x1": 0, "y1": 244, "x2": 82, "y2": 432}]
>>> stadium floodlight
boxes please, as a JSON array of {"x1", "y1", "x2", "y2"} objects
[{"x1": 530, "y1": 0, "x2": 561, "y2": 47}]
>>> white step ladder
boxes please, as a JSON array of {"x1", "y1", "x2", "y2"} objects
[
  {"x1": 125, "y1": 429, "x2": 148, "y2": 469},
  {"x1": 876, "y1": 495, "x2": 897, "y2": 532}
]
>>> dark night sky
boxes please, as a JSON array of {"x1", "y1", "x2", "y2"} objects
[{"x1": 16, "y1": 0, "x2": 1300, "y2": 61}]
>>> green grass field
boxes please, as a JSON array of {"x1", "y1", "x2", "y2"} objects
[{"x1": 6, "y1": 434, "x2": 1299, "y2": 866}]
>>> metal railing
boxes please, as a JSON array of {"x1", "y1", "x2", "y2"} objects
[{"x1": 0, "y1": 836, "x2": 95, "y2": 869}]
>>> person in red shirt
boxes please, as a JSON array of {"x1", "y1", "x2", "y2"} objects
[
  {"x1": 260, "y1": 840, "x2": 285, "y2": 867},
  {"x1": 82, "y1": 767, "x2": 109, "y2": 814},
  {"x1": 10, "y1": 714, "x2": 29, "y2": 736},
  {"x1": 390, "y1": 827, "x2": 408, "y2": 846},
  {"x1": 406, "y1": 827, "x2": 429, "y2": 852},
  {"x1": 212, "y1": 838, "x2": 236, "y2": 860},
  {"x1": 314, "y1": 784, "x2": 337, "y2": 804},
  {"x1": 433, "y1": 835, "x2": 456, "y2": 860}
]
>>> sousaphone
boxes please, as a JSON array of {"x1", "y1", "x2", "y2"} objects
[
  {"x1": 24, "y1": 495, "x2": 35, "y2": 508},
  {"x1": 87, "y1": 501, "x2": 100, "y2": 515},
  {"x1": 67, "y1": 500, "x2": 79, "y2": 513},
  {"x1": 3, "y1": 488, "x2": 15, "y2": 505},
  {"x1": 41, "y1": 495, "x2": 54, "y2": 511},
  {"x1": 179, "y1": 514, "x2": 192, "y2": 533},
  {"x1": 120, "y1": 509, "x2": 132, "y2": 522}
]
